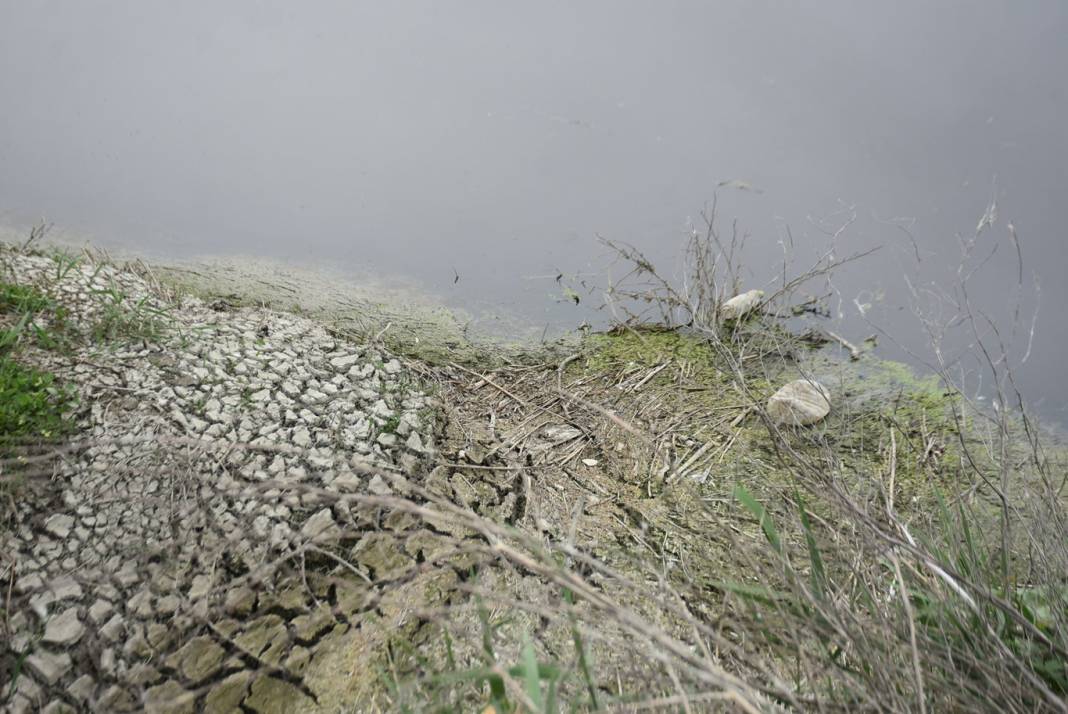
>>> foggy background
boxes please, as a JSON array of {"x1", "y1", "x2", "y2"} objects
[{"x1": 1, "y1": 1, "x2": 1066, "y2": 420}]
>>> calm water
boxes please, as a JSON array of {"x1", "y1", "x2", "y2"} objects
[{"x1": 2, "y1": 2, "x2": 1066, "y2": 419}]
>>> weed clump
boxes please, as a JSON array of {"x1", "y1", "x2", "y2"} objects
[
  {"x1": 0, "y1": 358, "x2": 74, "y2": 449},
  {"x1": 0, "y1": 282, "x2": 52, "y2": 315},
  {"x1": 0, "y1": 283, "x2": 76, "y2": 503}
]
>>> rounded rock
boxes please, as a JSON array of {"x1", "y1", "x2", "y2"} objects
[{"x1": 766, "y1": 379, "x2": 831, "y2": 426}]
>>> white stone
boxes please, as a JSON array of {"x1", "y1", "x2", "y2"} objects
[
  {"x1": 304, "y1": 389, "x2": 328, "y2": 404},
  {"x1": 26, "y1": 651, "x2": 72, "y2": 685},
  {"x1": 405, "y1": 431, "x2": 424, "y2": 452},
  {"x1": 48, "y1": 575, "x2": 83, "y2": 602},
  {"x1": 301, "y1": 508, "x2": 341, "y2": 543},
  {"x1": 99, "y1": 614, "x2": 125, "y2": 642},
  {"x1": 349, "y1": 363, "x2": 375, "y2": 380},
  {"x1": 115, "y1": 563, "x2": 139, "y2": 587},
  {"x1": 43, "y1": 607, "x2": 84, "y2": 646},
  {"x1": 43, "y1": 514, "x2": 75, "y2": 539},
  {"x1": 292, "y1": 427, "x2": 312, "y2": 448},
  {"x1": 127, "y1": 588, "x2": 154, "y2": 618},
  {"x1": 332, "y1": 472, "x2": 364, "y2": 492},
  {"x1": 98, "y1": 647, "x2": 117, "y2": 676},
  {"x1": 330, "y1": 354, "x2": 361, "y2": 370},
  {"x1": 187, "y1": 415, "x2": 209, "y2": 433},
  {"x1": 766, "y1": 379, "x2": 831, "y2": 426},
  {"x1": 14, "y1": 573, "x2": 44, "y2": 594},
  {"x1": 188, "y1": 574, "x2": 213, "y2": 600},
  {"x1": 88, "y1": 599, "x2": 114, "y2": 625},
  {"x1": 368, "y1": 475, "x2": 392, "y2": 495},
  {"x1": 67, "y1": 673, "x2": 97, "y2": 703},
  {"x1": 270, "y1": 522, "x2": 293, "y2": 547},
  {"x1": 720, "y1": 289, "x2": 764, "y2": 321}
]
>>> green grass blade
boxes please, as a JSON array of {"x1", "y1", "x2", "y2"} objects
[
  {"x1": 545, "y1": 674, "x2": 559, "y2": 714},
  {"x1": 563, "y1": 586, "x2": 599, "y2": 709},
  {"x1": 734, "y1": 483, "x2": 782, "y2": 554},
  {"x1": 475, "y1": 596, "x2": 508, "y2": 709},
  {"x1": 444, "y1": 629, "x2": 457, "y2": 671},
  {"x1": 795, "y1": 488, "x2": 826, "y2": 601},
  {"x1": 520, "y1": 635, "x2": 544, "y2": 712}
]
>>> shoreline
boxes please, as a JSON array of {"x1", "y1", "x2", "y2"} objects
[
  {"x1": 0, "y1": 222, "x2": 581, "y2": 366},
  {"x1": 3, "y1": 240, "x2": 1064, "y2": 713}
]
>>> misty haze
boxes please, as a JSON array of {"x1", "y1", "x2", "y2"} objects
[
  {"x1": 2, "y1": 1, "x2": 1066, "y2": 418},
  {"x1": 3, "y1": 4, "x2": 1068, "y2": 713}
]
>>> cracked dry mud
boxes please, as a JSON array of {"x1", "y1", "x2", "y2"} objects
[{"x1": 0, "y1": 252, "x2": 454, "y2": 712}]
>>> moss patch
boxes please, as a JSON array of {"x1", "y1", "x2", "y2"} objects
[
  {"x1": 583, "y1": 327, "x2": 725, "y2": 375},
  {"x1": 572, "y1": 325, "x2": 967, "y2": 515}
]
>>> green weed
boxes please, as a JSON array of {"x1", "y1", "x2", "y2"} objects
[
  {"x1": 50, "y1": 250, "x2": 82, "y2": 283},
  {"x1": 382, "y1": 588, "x2": 598, "y2": 713},
  {"x1": 88, "y1": 281, "x2": 172, "y2": 344},
  {"x1": 0, "y1": 282, "x2": 52, "y2": 315},
  {"x1": 726, "y1": 482, "x2": 1068, "y2": 709},
  {"x1": 380, "y1": 415, "x2": 402, "y2": 434},
  {"x1": 0, "y1": 357, "x2": 75, "y2": 449}
]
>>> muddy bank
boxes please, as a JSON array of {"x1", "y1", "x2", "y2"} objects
[
  {"x1": 3, "y1": 242, "x2": 1062, "y2": 713},
  {"x1": 1, "y1": 247, "x2": 445, "y2": 712}
]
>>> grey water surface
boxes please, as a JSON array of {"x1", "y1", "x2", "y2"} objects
[{"x1": 1, "y1": 1, "x2": 1066, "y2": 419}]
